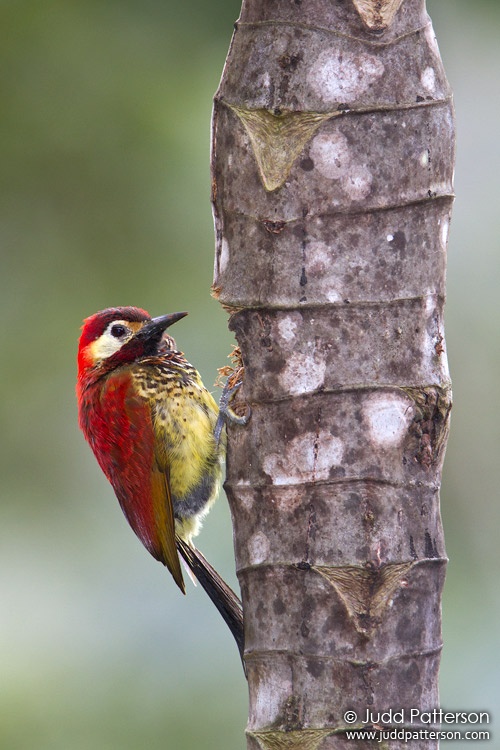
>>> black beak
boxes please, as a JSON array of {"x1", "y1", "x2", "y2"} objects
[{"x1": 135, "y1": 311, "x2": 188, "y2": 350}]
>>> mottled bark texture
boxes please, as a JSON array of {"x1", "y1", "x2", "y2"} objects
[{"x1": 211, "y1": 1, "x2": 453, "y2": 748}]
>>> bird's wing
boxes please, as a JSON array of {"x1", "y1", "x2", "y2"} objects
[
  {"x1": 150, "y1": 462, "x2": 185, "y2": 593},
  {"x1": 97, "y1": 369, "x2": 185, "y2": 593}
]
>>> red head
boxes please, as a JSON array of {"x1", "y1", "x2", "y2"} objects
[{"x1": 77, "y1": 306, "x2": 188, "y2": 393}]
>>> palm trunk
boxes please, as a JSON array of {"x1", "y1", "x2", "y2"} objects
[{"x1": 211, "y1": 1, "x2": 454, "y2": 748}]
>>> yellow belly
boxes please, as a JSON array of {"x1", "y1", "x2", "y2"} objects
[
  {"x1": 160, "y1": 393, "x2": 219, "y2": 497},
  {"x1": 152, "y1": 385, "x2": 223, "y2": 541}
]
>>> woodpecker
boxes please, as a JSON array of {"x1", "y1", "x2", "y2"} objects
[{"x1": 77, "y1": 306, "x2": 244, "y2": 657}]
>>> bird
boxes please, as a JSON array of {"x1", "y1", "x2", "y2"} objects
[{"x1": 76, "y1": 306, "x2": 244, "y2": 658}]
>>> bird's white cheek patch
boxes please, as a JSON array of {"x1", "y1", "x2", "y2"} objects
[
  {"x1": 88, "y1": 335, "x2": 122, "y2": 361},
  {"x1": 363, "y1": 394, "x2": 413, "y2": 447}
]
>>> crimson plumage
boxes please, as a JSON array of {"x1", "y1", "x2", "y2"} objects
[
  {"x1": 77, "y1": 307, "x2": 221, "y2": 592},
  {"x1": 76, "y1": 306, "x2": 244, "y2": 657}
]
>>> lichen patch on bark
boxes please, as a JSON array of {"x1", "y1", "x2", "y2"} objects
[
  {"x1": 362, "y1": 392, "x2": 414, "y2": 447},
  {"x1": 262, "y1": 431, "x2": 344, "y2": 485},
  {"x1": 307, "y1": 49, "x2": 385, "y2": 101}
]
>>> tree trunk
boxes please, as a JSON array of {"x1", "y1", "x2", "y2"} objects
[{"x1": 211, "y1": 1, "x2": 454, "y2": 748}]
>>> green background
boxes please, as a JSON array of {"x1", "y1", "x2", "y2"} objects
[{"x1": 1, "y1": 1, "x2": 498, "y2": 748}]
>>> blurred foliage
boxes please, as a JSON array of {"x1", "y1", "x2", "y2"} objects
[{"x1": 0, "y1": 1, "x2": 498, "y2": 748}]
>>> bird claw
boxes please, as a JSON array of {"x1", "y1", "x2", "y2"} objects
[{"x1": 215, "y1": 381, "x2": 251, "y2": 446}]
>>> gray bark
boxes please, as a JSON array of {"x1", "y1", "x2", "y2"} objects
[{"x1": 211, "y1": 1, "x2": 454, "y2": 748}]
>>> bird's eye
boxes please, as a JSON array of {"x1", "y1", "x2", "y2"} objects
[{"x1": 110, "y1": 324, "x2": 128, "y2": 338}]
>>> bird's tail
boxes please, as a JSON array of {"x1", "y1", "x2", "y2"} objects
[{"x1": 176, "y1": 536, "x2": 245, "y2": 663}]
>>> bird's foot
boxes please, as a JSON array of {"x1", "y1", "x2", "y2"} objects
[{"x1": 214, "y1": 381, "x2": 251, "y2": 446}]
